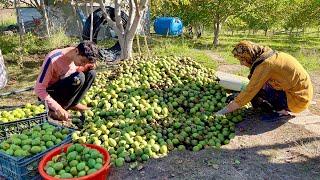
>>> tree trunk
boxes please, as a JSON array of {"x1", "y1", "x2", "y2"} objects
[
  {"x1": 264, "y1": 29, "x2": 268, "y2": 36},
  {"x1": 213, "y1": 19, "x2": 220, "y2": 47},
  {"x1": 71, "y1": 0, "x2": 83, "y2": 38},
  {"x1": 120, "y1": 37, "x2": 134, "y2": 60},
  {"x1": 289, "y1": 28, "x2": 293, "y2": 36},
  {"x1": 98, "y1": 0, "x2": 148, "y2": 60},
  {"x1": 40, "y1": 0, "x2": 50, "y2": 37},
  {"x1": 195, "y1": 23, "x2": 202, "y2": 38}
]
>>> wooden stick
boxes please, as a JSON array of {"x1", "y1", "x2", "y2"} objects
[
  {"x1": 136, "y1": 34, "x2": 141, "y2": 56},
  {"x1": 143, "y1": 35, "x2": 150, "y2": 57}
]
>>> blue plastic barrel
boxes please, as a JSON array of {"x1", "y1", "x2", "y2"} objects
[{"x1": 154, "y1": 17, "x2": 183, "y2": 36}]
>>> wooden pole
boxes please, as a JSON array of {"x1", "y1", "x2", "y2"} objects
[
  {"x1": 136, "y1": 34, "x2": 141, "y2": 56},
  {"x1": 141, "y1": 9, "x2": 150, "y2": 57},
  {"x1": 85, "y1": 2, "x2": 89, "y2": 17},
  {"x1": 143, "y1": 35, "x2": 150, "y2": 57},
  {"x1": 14, "y1": 0, "x2": 23, "y2": 67},
  {"x1": 90, "y1": 0, "x2": 94, "y2": 41},
  {"x1": 14, "y1": 0, "x2": 23, "y2": 37},
  {"x1": 145, "y1": 0, "x2": 151, "y2": 35}
]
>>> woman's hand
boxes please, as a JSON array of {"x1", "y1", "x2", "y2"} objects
[
  {"x1": 215, "y1": 107, "x2": 229, "y2": 116},
  {"x1": 215, "y1": 101, "x2": 241, "y2": 116}
]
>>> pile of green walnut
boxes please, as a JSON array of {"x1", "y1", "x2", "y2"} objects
[
  {"x1": 0, "y1": 103, "x2": 45, "y2": 123},
  {"x1": 71, "y1": 56, "x2": 244, "y2": 167},
  {"x1": 0, "y1": 123, "x2": 70, "y2": 157},
  {"x1": 44, "y1": 143, "x2": 104, "y2": 178}
]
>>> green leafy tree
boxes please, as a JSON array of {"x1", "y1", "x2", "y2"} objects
[
  {"x1": 203, "y1": 0, "x2": 248, "y2": 47},
  {"x1": 284, "y1": 0, "x2": 320, "y2": 33},
  {"x1": 225, "y1": 16, "x2": 247, "y2": 35},
  {"x1": 239, "y1": 0, "x2": 287, "y2": 36},
  {"x1": 0, "y1": 0, "x2": 12, "y2": 8}
]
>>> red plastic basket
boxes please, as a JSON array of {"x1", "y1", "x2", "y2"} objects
[{"x1": 38, "y1": 144, "x2": 111, "y2": 180}]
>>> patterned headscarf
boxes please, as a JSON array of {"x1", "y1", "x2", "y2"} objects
[
  {"x1": 232, "y1": 40, "x2": 275, "y2": 79},
  {"x1": 232, "y1": 40, "x2": 273, "y2": 65}
]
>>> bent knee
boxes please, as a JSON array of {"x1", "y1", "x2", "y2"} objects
[
  {"x1": 87, "y1": 70, "x2": 96, "y2": 78},
  {"x1": 73, "y1": 72, "x2": 85, "y2": 86}
]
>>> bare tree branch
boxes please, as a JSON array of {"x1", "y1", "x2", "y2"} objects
[
  {"x1": 97, "y1": 0, "x2": 120, "y2": 36},
  {"x1": 128, "y1": 0, "x2": 148, "y2": 38},
  {"x1": 125, "y1": 0, "x2": 135, "y2": 34},
  {"x1": 114, "y1": 0, "x2": 124, "y2": 35},
  {"x1": 20, "y1": 0, "x2": 36, "y2": 8},
  {"x1": 133, "y1": 0, "x2": 140, "y2": 16},
  {"x1": 139, "y1": 0, "x2": 148, "y2": 10},
  {"x1": 33, "y1": 0, "x2": 41, "y2": 9}
]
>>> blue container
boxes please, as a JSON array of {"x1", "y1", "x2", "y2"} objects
[
  {"x1": 0, "y1": 118, "x2": 74, "y2": 180},
  {"x1": 154, "y1": 17, "x2": 183, "y2": 36}
]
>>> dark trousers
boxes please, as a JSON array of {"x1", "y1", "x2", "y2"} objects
[
  {"x1": 47, "y1": 70, "x2": 96, "y2": 110},
  {"x1": 251, "y1": 83, "x2": 288, "y2": 112}
]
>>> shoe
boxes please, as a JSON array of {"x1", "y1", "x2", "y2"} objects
[
  {"x1": 69, "y1": 104, "x2": 90, "y2": 112},
  {"x1": 260, "y1": 112, "x2": 292, "y2": 122}
]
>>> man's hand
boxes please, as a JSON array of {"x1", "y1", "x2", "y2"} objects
[
  {"x1": 77, "y1": 63, "x2": 96, "y2": 72},
  {"x1": 55, "y1": 107, "x2": 70, "y2": 121},
  {"x1": 84, "y1": 63, "x2": 96, "y2": 71}
]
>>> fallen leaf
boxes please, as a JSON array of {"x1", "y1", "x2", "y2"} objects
[{"x1": 137, "y1": 165, "x2": 144, "y2": 171}]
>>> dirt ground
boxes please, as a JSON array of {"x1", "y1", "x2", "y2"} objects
[
  {"x1": 108, "y1": 51, "x2": 320, "y2": 180},
  {"x1": 110, "y1": 115, "x2": 320, "y2": 180}
]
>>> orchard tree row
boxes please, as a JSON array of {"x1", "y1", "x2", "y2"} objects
[{"x1": 151, "y1": 0, "x2": 320, "y2": 46}]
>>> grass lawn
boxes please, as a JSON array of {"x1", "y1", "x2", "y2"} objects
[
  {"x1": 0, "y1": 10, "x2": 16, "y2": 31},
  {"x1": 148, "y1": 33, "x2": 320, "y2": 72}
]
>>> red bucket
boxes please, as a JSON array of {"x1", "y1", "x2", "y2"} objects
[{"x1": 38, "y1": 144, "x2": 111, "y2": 180}]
